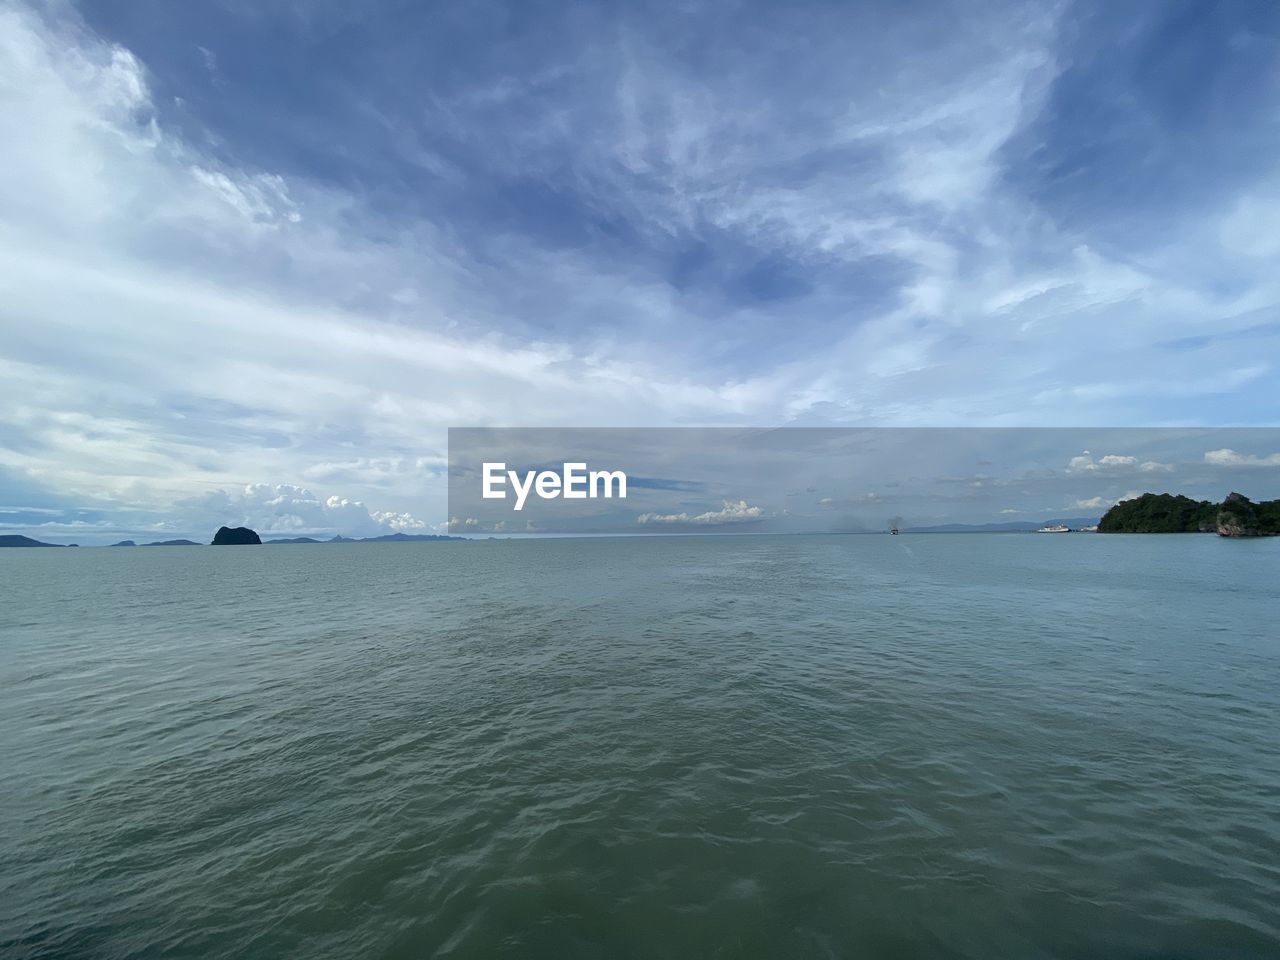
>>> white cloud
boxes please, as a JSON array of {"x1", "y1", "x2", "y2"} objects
[
  {"x1": 637, "y1": 500, "x2": 765, "y2": 525},
  {"x1": 1074, "y1": 496, "x2": 1109, "y2": 509},
  {"x1": 1072, "y1": 491, "x2": 1146, "y2": 510},
  {"x1": 1067, "y1": 452, "x2": 1172, "y2": 474},
  {"x1": 1220, "y1": 185, "x2": 1280, "y2": 261},
  {"x1": 0, "y1": 5, "x2": 780, "y2": 528},
  {"x1": 173, "y1": 483, "x2": 429, "y2": 537},
  {"x1": 190, "y1": 166, "x2": 302, "y2": 224},
  {"x1": 0, "y1": 1, "x2": 1276, "y2": 537},
  {"x1": 1204, "y1": 448, "x2": 1280, "y2": 467},
  {"x1": 369, "y1": 510, "x2": 428, "y2": 532}
]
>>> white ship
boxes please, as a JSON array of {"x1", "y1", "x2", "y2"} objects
[{"x1": 1036, "y1": 524, "x2": 1070, "y2": 533}]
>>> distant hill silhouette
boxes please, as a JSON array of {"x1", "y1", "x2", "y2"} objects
[
  {"x1": 2, "y1": 530, "x2": 462, "y2": 548},
  {"x1": 0, "y1": 534, "x2": 62, "y2": 547},
  {"x1": 274, "y1": 532, "x2": 463, "y2": 543},
  {"x1": 212, "y1": 526, "x2": 262, "y2": 545},
  {"x1": 905, "y1": 517, "x2": 1100, "y2": 533},
  {"x1": 360, "y1": 532, "x2": 461, "y2": 542}
]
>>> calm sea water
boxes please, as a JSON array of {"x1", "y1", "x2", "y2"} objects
[{"x1": 2, "y1": 535, "x2": 1278, "y2": 959}]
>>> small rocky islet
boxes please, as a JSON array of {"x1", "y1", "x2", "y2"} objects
[{"x1": 211, "y1": 526, "x2": 262, "y2": 545}]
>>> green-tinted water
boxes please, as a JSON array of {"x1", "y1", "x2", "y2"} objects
[{"x1": 2, "y1": 535, "x2": 1278, "y2": 958}]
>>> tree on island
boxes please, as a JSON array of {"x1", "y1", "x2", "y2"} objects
[
  {"x1": 1098, "y1": 492, "x2": 1279, "y2": 536},
  {"x1": 1216, "y1": 492, "x2": 1280, "y2": 538}
]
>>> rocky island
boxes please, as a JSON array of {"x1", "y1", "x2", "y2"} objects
[
  {"x1": 1099, "y1": 492, "x2": 1280, "y2": 537},
  {"x1": 211, "y1": 526, "x2": 262, "y2": 545},
  {"x1": 1215, "y1": 492, "x2": 1280, "y2": 538}
]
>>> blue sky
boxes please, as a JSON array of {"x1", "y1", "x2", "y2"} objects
[{"x1": 1, "y1": 0, "x2": 1278, "y2": 541}]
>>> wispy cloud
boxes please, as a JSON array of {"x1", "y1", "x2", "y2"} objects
[
  {"x1": 637, "y1": 500, "x2": 764, "y2": 525},
  {"x1": 1204, "y1": 448, "x2": 1280, "y2": 468},
  {"x1": 176, "y1": 483, "x2": 431, "y2": 537},
  {"x1": 1067, "y1": 452, "x2": 1173, "y2": 474}
]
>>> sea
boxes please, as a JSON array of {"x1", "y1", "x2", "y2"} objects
[{"x1": 2, "y1": 534, "x2": 1278, "y2": 959}]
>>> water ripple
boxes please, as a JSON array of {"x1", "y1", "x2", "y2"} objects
[{"x1": 1, "y1": 535, "x2": 1278, "y2": 958}]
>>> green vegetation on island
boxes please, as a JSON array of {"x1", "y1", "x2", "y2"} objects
[{"x1": 1098, "y1": 492, "x2": 1280, "y2": 537}]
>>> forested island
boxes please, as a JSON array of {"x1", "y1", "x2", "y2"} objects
[{"x1": 1099, "y1": 492, "x2": 1280, "y2": 537}]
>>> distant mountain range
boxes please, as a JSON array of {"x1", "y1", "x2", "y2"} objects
[
  {"x1": 265, "y1": 533, "x2": 463, "y2": 544},
  {"x1": 1, "y1": 532, "x2": 464, "y2": 547},
  {"x1": 4, "y1": 523, "x2": 1113, "y2": 546},
  {"x1": 903, "y1": 517, "x2": 1101, "y2": 533}
]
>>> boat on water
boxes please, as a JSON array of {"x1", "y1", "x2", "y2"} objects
[{"x1": 1036, "y1": 524, "x2": 1070, "y2": 533}]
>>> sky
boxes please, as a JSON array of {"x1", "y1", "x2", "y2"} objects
[
  {"x1": 1, "y1": 0, "x2": 1278, "y2": 542},
  {"x1": 446, "y1": 428, "x2": 1280, "y2": 534}
]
